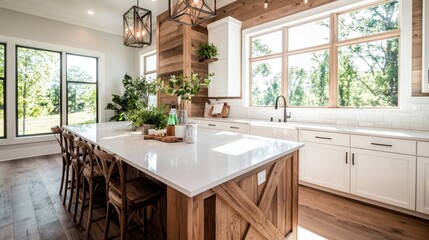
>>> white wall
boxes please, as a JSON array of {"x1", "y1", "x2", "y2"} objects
[
  {"x1": 212, "y1": 0, "x2": 429, "y2": 131},
  {"x1": 0, "y1": 7, "x2": 136, "y2": 161}
]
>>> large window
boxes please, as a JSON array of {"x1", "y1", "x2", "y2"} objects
[
  {"x1": 16, "y1": 46, "x2": 61, "y2": 136},
  {"x1": 142, "y1": 53, "x2": 157, "y2": 106},
  {"x1": 0, "y1": 43, "x2": 5, "y2": 138},
  {"x1": 249, "y1": 0, "x2": 399, "y2": 108},
  {"x1": 15, "y1": 46, "x2": 98, "y2": 137},
  {"x1": 66, "y1": 54, "x2": 98, "y2": 125}
]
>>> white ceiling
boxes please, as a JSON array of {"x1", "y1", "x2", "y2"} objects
[{"x1": 0, "y1": 0, "x2": 236, "y2": 36}]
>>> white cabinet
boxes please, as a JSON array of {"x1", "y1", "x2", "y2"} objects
[
  {"x1": 299, "y1": 130, "x2": 350, "y2": 193},
  {"x1": 207, "y1": 17, "x2": 242, "y2": 97},
  {"x1": 417, "y1": 141, "x2": 429, "y2": 214},
  {"x1": 349, "y1": 135, "x2": 416, "y2": 210},
  {"x1": 350, "y1": 148, "x2": 416, "y2": 210},
  {"x1": 300, "y1": 143, "x2": 350, "y2": 193},
  {"x1": 417, "y1": 157, "x2": 429, "y2": 214},
  {"x1": 300, "y1": 130, "x2": 418, "y2": 211}
]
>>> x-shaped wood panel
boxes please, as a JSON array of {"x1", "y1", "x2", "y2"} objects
[{"x1": 213, "y1": 158, "x2": 287, "y2": 240}]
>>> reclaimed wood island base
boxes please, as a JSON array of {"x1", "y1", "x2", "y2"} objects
[
  {"x1": 167, "y1": 152, "x2": 298, "y2": 240},
  {"x1": 64, "y1": 122, "x2": 302, "y2": 240}
]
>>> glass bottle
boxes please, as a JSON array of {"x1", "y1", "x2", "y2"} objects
[{"x1": 167, "y1": 105, "x2": 178, "y2": 126}]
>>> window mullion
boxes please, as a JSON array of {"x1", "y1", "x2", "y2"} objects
[
  {"x1": 329, "y1": 13, "x2": 338, "y2": 108},
  {"x1": 249, "y1": 53, "x2": 283, "y2": 62},
  {"x1": 335, "y1": 30, "x2": 400, "y2": 48},
  {"x1": 283, "y1": 26, "x2": 288, "y2": 103}
]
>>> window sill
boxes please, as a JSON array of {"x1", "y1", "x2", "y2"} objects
[{"x1": 0, "y1": 135, "x2": 56, "y2": 146}]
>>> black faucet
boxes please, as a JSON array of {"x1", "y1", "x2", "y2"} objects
[{"x1": 274, "y1": 95, "x2": 291, "y2": 122}]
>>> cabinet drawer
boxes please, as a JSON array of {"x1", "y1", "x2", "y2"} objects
[
  {"x1": 197, "y1": 120, "x2": 224, "y2": 130},
  {"x1": 418, "y1": 141, "x2": 429, "y2": 157},
  {"x1": 351, "y1": 135, "x2": 416, "y2": 155},
  {"x1": 223, "y1": 123, "x2": 249, "y2": 133},
  {"x1": 300, "y1": 130, "x2": 350, "y2": 147}
]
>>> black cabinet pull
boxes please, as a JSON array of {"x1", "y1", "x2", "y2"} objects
[
  {"x1": 208, "y1": 124, "x2": 216, "y2": 127},
  {"x1": 346, "y1": 152, "x2": 348, "y2": 164},
  {"x1": 371, "y1": 143, "x2": 392, "y2": 147},
  {"x1": 315, "y1": 136, "x2": 332, "y2": 140},
  {"x1": 230, "y1": 126, "x2": 239, "y2": 129},
  {"x1": 352, "y1": 153, "x2": 355, "y2": 165}
]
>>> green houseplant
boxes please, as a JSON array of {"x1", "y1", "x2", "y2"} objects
[
  {"x1": 160, "y1": 72, "x2": 213, "y2": 125},
  {"x1": 196, "y1": 42, "x2": 218, "y2": 61},
  {"x1": 105, "y1": 74, "x2": 158, "y2": 121},
  {"x1": 140, "y1": 106, "x2": 168, "y2": 131},
  {"x1": 127, "y1": 105, "x2": 168, "y2": 133}
]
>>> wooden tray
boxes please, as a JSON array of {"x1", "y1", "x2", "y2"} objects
[{"x1": 144, "y1": 135, "x2": 184, "y2": 143}]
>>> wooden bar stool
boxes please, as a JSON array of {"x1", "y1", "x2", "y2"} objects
[
  {"x1": 64, "y1": 131, "x2": 82, "y2": 221},
  {"x1": 93, "y1": 146, "x2": 165, "y2": 240},
  {"x1": 51, "y1": 126, "x2": 70, "y2": 200},
  {"x1": 75, "y1": 139, "x2": 106, "y2": 240}
]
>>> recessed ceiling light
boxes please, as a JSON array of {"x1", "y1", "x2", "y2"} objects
[{"x1": 87, "y1": 10, "x2": 94, "y2": 15}]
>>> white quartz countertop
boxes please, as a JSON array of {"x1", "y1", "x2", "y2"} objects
[
  {"x1": 64, "y1": 122, "x2": 303, "y2": 197},
  {"x1": 190, "y1": 117, "x2": 429, "y2": 141}
]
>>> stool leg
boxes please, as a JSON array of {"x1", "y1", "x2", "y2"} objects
[
  {"x1": 68, "y1": 166, "x2": 75, "y2": 211},
  {"x1": 79, "y1": 178, "x2": 87, "y2": 226},
  {"x1": 63, "y1": 163, "x2": 70, "y2": 205},
  {"x1": 73, "y1": 166, "x2": 81, "y2": 222},
  {"x1": 85, "y1": 180, "x2": 95, "y2": 240},
  {"x1": 157, "y1": 200, "x2": 165, "y2": 239},
  {"x1": 59, "y1": 158, "x2": 66, "y2": 195},
  {"x1": 104, "y1": 202, "x2": 112, "y2": 240},
  {"x1": 120, "y1": 209, "x2": 126, "y2": 240}
]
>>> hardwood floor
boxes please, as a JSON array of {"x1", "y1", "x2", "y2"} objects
[
  {"x1": 298, "y1": 186, "x2": 429, "y2": 240},
  {"x1": 0, "y1": 154, "x2": 428, "y2": 240}
]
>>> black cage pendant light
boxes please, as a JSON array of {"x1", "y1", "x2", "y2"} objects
[
  {"x1": 123, "y1": 0, "x2": 152, "y2": 48},
  {"x1": 169, "y1": 0, "x2": 216, "y2": 26}
]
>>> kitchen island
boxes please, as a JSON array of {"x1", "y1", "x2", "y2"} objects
[{"x1": 64, "y1": 122, "x2": 304, "y2": 240}]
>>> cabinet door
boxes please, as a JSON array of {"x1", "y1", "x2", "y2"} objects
[
  {"x1": 417, "y1": 157, "x2": 429, "y2": 214},
  {"x1": 350, "y1": 148, "x2": 416, "y2": 210},
  {"x1": 208, "y1": 59, "x2": 228, "y2": 97},
  {"x1": 300, "y1": 143, "x2": 350, "y2": 193}
]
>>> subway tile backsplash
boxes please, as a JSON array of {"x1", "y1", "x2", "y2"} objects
[{"x1": 211, "y1": 99, "x2": 429, "y2": 131}]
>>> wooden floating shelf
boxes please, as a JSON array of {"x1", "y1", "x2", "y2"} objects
[{"x1": 199, "y1": 57, "x2": 218, "y2": 63}]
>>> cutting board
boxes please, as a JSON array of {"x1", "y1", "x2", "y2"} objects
[{"x1": 144, "y1": 135, "x2": 184, "y2": 143}]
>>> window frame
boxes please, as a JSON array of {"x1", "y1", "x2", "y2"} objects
[
  {"x1": 144, "y1": 52, "x2": 157, "y2": 77},
  {"x1": 15, "y1": 45, "x2": 63, "y2": 137},
  {"x1": 248, "y1": 0, "x2": 400, "y2": 108},
  {"x1": 65, "y1": 53, "x2": 99, "y2": 125},
  {"x1": 0, "y1": 43, "x2": 6, "y2": 139}
]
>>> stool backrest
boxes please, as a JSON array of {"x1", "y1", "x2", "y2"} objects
[
  {"x1": 93, "y1": 146, "x2": 126, "y2": 206},
  {"x1": 63, "y1": 132, "x2": 77, "y2": 160},
  {"x1": 51, "y1": 126, "x2": 66, "y2": 153},
  {"x1": 74, "y1": 137, "x2": 92, "y2": 173}
]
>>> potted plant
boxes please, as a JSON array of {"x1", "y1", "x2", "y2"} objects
[
  {"x1": 196, "y1": 42, "x2": 219, "y2": 63},
  {"x1": 106, "y1": 74, "x2": 158, "y2": 121},
  {"x1": 160, "y1": 72, "x2": 213, "y2": 124},
  {"x1": 127, "y1": 105, "x2": 145, "y2": 131},
  {"x1": 140, "y1": 106, "x2": 168, "y2": 134}
]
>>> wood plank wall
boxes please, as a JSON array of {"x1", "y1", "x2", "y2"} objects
[
  {"x1": 157, "y1": 13, "x2": 209, "y2": 117},
  {"x1": 412, "y1": 0, "x2": 428, "y2": 96}
]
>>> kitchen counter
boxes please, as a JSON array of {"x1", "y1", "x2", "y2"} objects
[
  {"x1": 64, "y1": 122, "x2": 303, "y2": 197},
  {"x1": 64, "y1": 122, "x2": 303, "y2": 239},
  {"x1": 190, "y1": 117, "x2": 429, "y2": 141}
]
